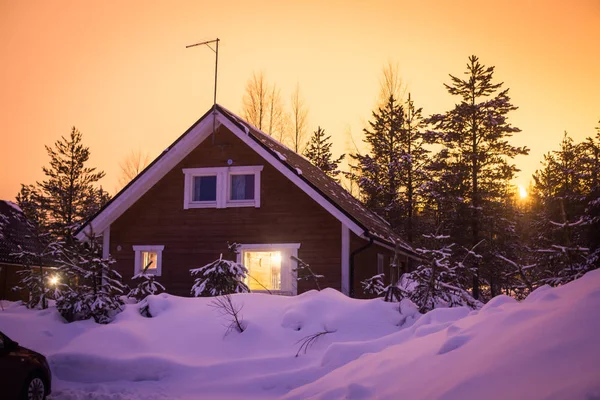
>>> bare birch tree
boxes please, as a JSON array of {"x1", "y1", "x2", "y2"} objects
[
  {"x1": 290, "y1": 83, "x2": 309, "y2": 153},
  {"x1": 118, "y1": 150, "x2": 151, "y2": 190}
]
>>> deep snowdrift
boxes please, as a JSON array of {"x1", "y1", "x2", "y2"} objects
[{"x1": 0, "y1": 270, "x2": 599, "y2": 399}]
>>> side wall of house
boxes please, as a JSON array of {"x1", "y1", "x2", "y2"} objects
[
  {"x1": 0, "y1": 263, "x2": 28, "y2": 301},
  {"x1": 350, "y1": 233, "x2": 409, "y2": 299},
  {"x1": 109, "y1": 126, "x2": 342, "y2": 296}
]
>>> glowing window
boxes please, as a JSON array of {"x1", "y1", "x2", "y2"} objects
[
  {"x1": 243, "y1": 251, "x2": 281, "y2": 291},
  {"x1": 133, "y1": 245, "x2": 164, "y2": 276}
]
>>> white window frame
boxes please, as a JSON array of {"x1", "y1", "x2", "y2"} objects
[
  {"x1": 183, "y1": 166, "x2": 263, "y2": 209},
  {"x1": 377, "y1": 253, "x2": 385, "y2": 275},
  {"x1": 133, "y1": 245, "x2": 164, "y2": 276},
  {"x1": 236, "y1": 243, "x2": 301, "y2": 295}
]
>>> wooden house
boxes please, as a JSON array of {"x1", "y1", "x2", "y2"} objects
[{"x1": 76, "y1": 105, "x2": 417, "y2": 297}]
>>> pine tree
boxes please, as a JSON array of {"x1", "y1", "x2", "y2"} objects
[
  {"x1": 303, "y1": 127, "x2": 345, "y2": 179},
  {"x1": 427, "y1": 55, "x2": 528, "y2": 299},
  {"x1": 16, "y1": 127, "x2": 109, "y2": 240},
  {"x1": 350, "y1": 95, "x2": 405, "y2": 229},
  {"x1": 190, "y1": 254, "x2": 250, "y2": 297}
]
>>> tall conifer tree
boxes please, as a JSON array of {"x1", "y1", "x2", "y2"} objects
[
  {"x1": 303, "y1": 127, "x2": 345, "y2": 179},
  {"x1": 428, "y1": 56, "x2": 528, "y2": 299}
]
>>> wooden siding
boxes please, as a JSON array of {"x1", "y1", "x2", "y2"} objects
[
  {"x1": 0, "y1": 263, "x2": 28, "y2": 301},
  {"x1": 109, "y1": 126, "x2": 343, "y2": 296},
  {"x1": 350, "y1": 233, "x2": 408, "y2": 299}
]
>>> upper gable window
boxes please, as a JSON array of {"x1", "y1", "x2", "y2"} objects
[
  {"x1": 193, "y1": 176, "x2": 217, "y2": 202},
  {"x1": 183, "y1": 166, "x2": 263, "y2": 209}
]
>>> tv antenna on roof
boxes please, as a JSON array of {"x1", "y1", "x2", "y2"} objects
[{"x1": 186, "y1": 38, "x2": 220, "y2": 143}]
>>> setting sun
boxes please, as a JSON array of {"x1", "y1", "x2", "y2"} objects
[{"x1": 519, "y1": 185, "x2": 528, "y2": 199}]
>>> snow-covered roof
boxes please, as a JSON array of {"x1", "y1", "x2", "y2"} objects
[{"x1": 76, "y1": 105, "x2": 415, "y2": 256}]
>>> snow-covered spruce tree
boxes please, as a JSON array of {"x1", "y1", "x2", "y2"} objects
[
  {"x1": 128, "y1": 263, "x2": 166, "y2": 302},
  {"x1": 12, "y1": 240, "x2": 59, "y2": 310},
  {"x1": 303, "y1": 127, "x2": 345, "y2": 180},
  {"x1": 16, "y1": 127, "x2": 110, "y2": 240},
  {"x1": 580, "y1": 124, "x2": 600, "y2": 273},
  {"x1": 190, "y1": 254, "x2": 249, "y2": 297},
  {"x1": 54, "y1": 235, "x2": 125, "y2": 324},
  {"x1": 530, "y1": 133, "x2": 589, "y2": 285},
  {"x1": 361, "y1": 273, "x2": 385, "y2": 297},
  {"x1": 427, "y1": 55, "x2": 528, "y2": 299},
  {"x1": 401, "y1": 234, "x2": 481, "y2": 313}
]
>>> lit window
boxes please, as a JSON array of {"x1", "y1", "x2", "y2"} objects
[
  {"x1": 142, "y1": 251, "x2": 158, "y2": 271},
  {"x1": 183, "y1": 166, "x2": 263, "y2": 209},
  {"x1": 230, "y1": 174, "x2": 255, "y2": 201},
  {"x1": 244, "y1": 251, "x2": 281, "y2": 291},
  {"x1": 237, "y1": 243, "x2": 301, "y2": 294},
  {"x1": 133, "y1": 245, "x2": 164, "y2": 276}
]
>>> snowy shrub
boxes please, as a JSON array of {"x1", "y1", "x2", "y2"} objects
[
  {"x1": 190, "y1": 254, "x2": 249, "y2": 297},
  {"x1": 361, "y1": 273, "x2": 385, "y2": 297},
  {"x1": 400, "y1": 234, "x2": 482, "y2": 313},
  {"x1": 54, "y1": 236, "x2": 125, "y2": 324}
]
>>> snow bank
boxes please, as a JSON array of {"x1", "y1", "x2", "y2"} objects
[
  {"x1": 1, "y1": 271, "x2": 599, "y2": 399},
  {"x1": 285, "y1": 270, "x2": 600, "y2": 400}
]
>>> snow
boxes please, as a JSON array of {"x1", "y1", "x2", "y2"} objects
[
  {"x1": 295, "y1": 167, "x2": 302, "y2": 175},
  {"x1": 274, "y1": 150, "x2": 287, "y2": 161},
  {"x1": 4, "y1": 200, "x2": 23, "y2": 213},
  {"x1": 1, "y1": 271, "x2": 600, "y2": 399}
]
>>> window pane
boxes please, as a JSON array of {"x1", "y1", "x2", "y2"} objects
[
  {"x1": 243, "y1": 251, "x2": 281, "y2": 290},
  {"x1": 193, "y1": 176, "x2": 217, "y2": 202},
  {"x1": 231, "y1": 174, "x2": 255, "y2": 200},
  {"x1": 142, "y1": 251, "x2": 157, "y2": 271}
]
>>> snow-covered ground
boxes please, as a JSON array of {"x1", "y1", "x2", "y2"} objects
[{"x1": 1, "y1": 270, "x2": 600, "y2": 400}]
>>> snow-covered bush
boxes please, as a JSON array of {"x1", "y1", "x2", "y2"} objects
[
  {"x1": 361, "y1": 273, "x2": 385, "y2": 297},
  {"x1": 190, "y1": 254, "x2": 249, "y2": 297},
  {"x1": 54, "y1": 236, "x2": 125, "y2": 324},
  {"x1": 400, "y1": 234, "x2": 481, "y2": 313}
]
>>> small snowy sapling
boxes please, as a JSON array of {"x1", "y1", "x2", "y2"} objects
[
  {"x1": 292, "y1": 255, "x2": 324, "y2": 291},
  {"x1": 128, "y1": 262, "x2": 166, "y2": 302},
  {"x1": 190, "y1": 253, "x2": 249, "y2": 297}
]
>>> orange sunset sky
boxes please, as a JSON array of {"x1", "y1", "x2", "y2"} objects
[{"x1": 1, "y1": 0, "x2": 599, "y2": 201}]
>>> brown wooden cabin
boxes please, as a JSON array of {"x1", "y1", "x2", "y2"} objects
[{"x1": 76, "y1": 105, "x2": 418, "y2": 298}]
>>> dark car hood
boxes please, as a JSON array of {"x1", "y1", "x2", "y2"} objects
[{"x1": 15, "y1": 345, "x2": 44, "y2": 359}]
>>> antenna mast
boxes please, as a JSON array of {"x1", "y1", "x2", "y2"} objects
[{"x1": 186, "y1": 38, "x2": 220, "y2": 143}]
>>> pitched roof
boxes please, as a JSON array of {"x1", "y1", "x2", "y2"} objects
[
  {"x1": 0, "y1": 201, "x2": 53, "y2": 266},
  {"x1": 76, "y1": 105, "x2": 416, "y2": 256},
  {"x1": 216, "y1": 106, "x2": 415, "y2": 254}
]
